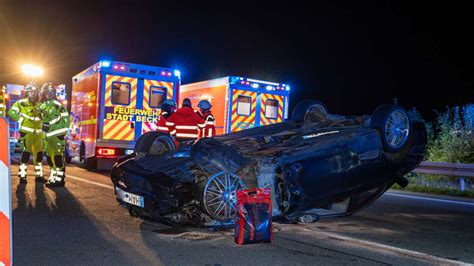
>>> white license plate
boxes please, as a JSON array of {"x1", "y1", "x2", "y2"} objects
[{"x1": 116, "y1": 187, "x2": 144, "y2": 208}]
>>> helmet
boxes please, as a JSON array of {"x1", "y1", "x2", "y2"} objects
[
  {"x1": 197, "y1": 100, "x2": 211, "y2": 110},
  {"x1": 161, "y1": 99, "x2": 176, "y2": 115},
  {"x1": 182, "y1": 98, "x2": 192, "y2": 107},
  {"x1": 40, "y1": 82, "x2": 56, "y2": 101},
  {"x1": 24, "y1": 82, "x2": 39, "y2": 103}
]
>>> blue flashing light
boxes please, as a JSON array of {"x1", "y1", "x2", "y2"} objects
[
  {"x1": 286, "y1": 85, "x2": 291, "y2": 91},
  {"x1": 251, "y1": 83, "x2": 259, "y2": 89},
  {"x1": 100, "y1": 61, "x2": 111, "y2": 68},
  {"x1": 174, "y1": 70, "x2": 181, "y2": 78},
  {"x1": 266, "y1": 85, "x2": 274, "y2": 91}
]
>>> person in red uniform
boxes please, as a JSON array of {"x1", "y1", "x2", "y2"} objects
[
  {"x1": 166, "y1": 98, "x2": 205, "y2": 142},
  {"x1": 156, "y1": 99, "x2": 176, "y2": 133},
  {"x1": 197, "y1": 100, "x2": 216, "y2": 138}
]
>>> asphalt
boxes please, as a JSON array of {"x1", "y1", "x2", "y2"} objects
[{"x1": 8, "y1": 160, "x2": 474, "y2": 265}]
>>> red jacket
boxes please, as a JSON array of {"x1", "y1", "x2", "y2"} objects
[
  {"x1": 200, "y1": 111, "x2": 216, "y2": 138},
  {"x1": 156, "y1": 111, "x2": 170, "y2": 133},
  {"x1": 166, "y1": 106, "x2": 205, "y2": 139}
]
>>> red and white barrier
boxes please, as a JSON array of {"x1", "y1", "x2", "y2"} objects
[{"x1": 0, "y1": 117, "x2": 12, "y2": 266}]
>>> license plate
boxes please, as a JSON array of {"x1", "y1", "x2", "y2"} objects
[{"x1": 116, "y1": 187, "x2": 144, "y2": 208}]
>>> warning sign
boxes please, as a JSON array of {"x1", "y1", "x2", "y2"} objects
[
  {"x1": 0, "y1": 117, "x2": 12, "y2": 266},
  {"x1": 105, "y1": 106, "x2": 160, "y2": 123}
]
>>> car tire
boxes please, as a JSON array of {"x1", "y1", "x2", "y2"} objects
[
  {"x1": 79, "y1": 141, "x2": 85, "y2": 162},
  {"x1": 84, "y1": 156, "x2": 97, "y2": 170},
  {"x1": 134, "y1": 131, "x2": 176, "y2": 155},
  {"x1": 291, "y1": 100, "x2": 328, "y2": 122},
  {"x1": 370, "y1": 104, "x2": 412, "y2": 153}
]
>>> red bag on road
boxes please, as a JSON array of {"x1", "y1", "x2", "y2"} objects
[{"x1": 235, "y1": 188, "x2": 272, "y2": 245}]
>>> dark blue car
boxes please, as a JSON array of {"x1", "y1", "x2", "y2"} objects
[{"x1": 111, "y1": 101, "x2": 427, "y2": 225}]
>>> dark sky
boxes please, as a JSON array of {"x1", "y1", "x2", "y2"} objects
[{"x1": 0, "y1": 1, "x2": 473, "y2": 120}]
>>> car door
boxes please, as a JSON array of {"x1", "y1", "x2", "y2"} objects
[
  {"x1": 259, "y1": 93, "x2": 284, "y2": 126},
  {"x1": 229, "y1": 89, "x2": 257, "y2": 132},
  {"x1": 102, "y1": 75, "x2": 137, "y2": 142},
  {"x1": 141, "y1": 79, "x2": 175, "y2": 134}
]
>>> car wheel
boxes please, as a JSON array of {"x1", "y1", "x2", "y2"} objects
[
  {"x1": 370, "y1": 104, "x2": 411, "y2": 153},
  {"x1": 79, "y1": 141, "x2": 85, "y2": 162},
  {"x1": 291, "y1": 100, "x2": 328, "y2": 123},
  {"x1": 134, "y1": 131, "x2": 176, "y2": 155},
  {"x1": 201, "y1": 171, "x2": 247, "y2": 222}
]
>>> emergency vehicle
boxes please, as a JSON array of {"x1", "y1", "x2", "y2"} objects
[
  {"x1": 68, "y1": 61, "x2": 180, "y2": 169},
  {"x1": 180, "y1": 76, "x2": 290, "y2": 135}
]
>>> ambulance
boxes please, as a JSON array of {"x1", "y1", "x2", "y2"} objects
[
  {"x1": 68, "y1": 61, "x2": 180, "y2": 169},
  {"x1": 180, "y1": 76, "x2": 291, "y2": 135}
]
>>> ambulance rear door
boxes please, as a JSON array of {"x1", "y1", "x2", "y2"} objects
[
  {"x1": 258, "y1": 92, "x2": 286, "y2": 126},
  {"x1": 141, "y1": 79, "x2": 176, "y2": 134},
  {"x1": 101, "y1": 74, "x2": 138, "y2": 143},
  {"x1": 228, "y1": 88, "x2": 258, "y2": 132}
]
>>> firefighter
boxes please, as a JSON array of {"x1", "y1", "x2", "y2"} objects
[
  {"x1": 8, "y1": 82, "x2": 44, "y2": 184},
  {"x1": 0, "y1": 86, "x2": 6, "y2": 117},
  {"x1": 197, "y1": 100, "x2": 216, "y2": 138},
  {"x1": 156, "y1": 99, "x2": 176, "y2": 133},
  {"x1": 166, "y1": 98, "x2": 205, "y2": 142},
  {"x1": 39, "y1": 83, "x2": 70, "y2": 187}
]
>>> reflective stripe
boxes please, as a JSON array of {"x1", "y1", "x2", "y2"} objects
[
  {"x1": 53, "y1": 100, "x2": 62, "y2": 106},
  {"x1": 20, "y1": 126, "x2": 34, "y2": 133},
  {"x1": 175, "y1": 125, "x2": 198, "y2": 130},
  {"x1": 21, "y1": 113, "x2": 41, "y2": 121},
  {"x1": 56, "y1": 171, "x2": 64, "y2": 175},
  {"x1": 46, "y1": 127, "x2": 68, "y2": 137},
  {"x1": 157, "y1": 126, "x2": 169, "y2": 131},
  {"x1": 18, "y1": 117, "x2": 24, "y2": 125},
  {"x1": 19, "y1": 164, "x2": 28, "y2": 171},
  {"x1": 18, "y1": 99, "x2": 28, "y2": 103},
  {"x1": 60, "y1": 112, "x2": 69, "y2": 117},
  {"x1": 34, "y1": 165, "x2": 42, "y2": 170},
  {"x1": 208, "y1": 130, "x2": 213, "y2": 137},
  {"x1": 197, "y1": 123, "x2": 206, "y2": 128},
  {"x1": 166, "y1": 122, "x2": 175, "y2": 126},
  {"x1": 169, "y1": 130, "x2": 176, "y2": 135},
  {"x1": 0, "y1": 104, "x2": 4, "y2": 108},
  {"x1": 49, "y1": 116, "x2": 61, "y2": 125},
  {"x1": 206, "y1": 121, "x2": 215, "y2": 125},
  {"x1": 176, "y1": 133, "x2": 198, "y2": 138},
  {"x1": 10, "y1": 106, "x2": 19, "y2": 112}
]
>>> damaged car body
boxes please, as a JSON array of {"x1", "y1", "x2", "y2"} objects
[{"x1": 111, "y1": 101, "x2": 427, "y2": 225}]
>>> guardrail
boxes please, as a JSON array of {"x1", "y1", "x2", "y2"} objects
[{"x1": 413, "y1": 161, "x2": 474, "y2": 191}]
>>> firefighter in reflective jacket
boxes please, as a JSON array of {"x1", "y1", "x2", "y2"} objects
[
  {"x1": 8, "y1": 83, "x2": 44, "y2": 184},
  {"x1": 156, "y1": 99, "x2": 176, "y2": 133},
  {"x1": 197, "y1": 100, "x2": 216, "y2": 138},
  {"x1": 0, "y1": 86, "x2": 6, "y2": 117},
  {"x1": 39, "y1": 83, "x2": 70, "y2": 187},
  {"x1": 166, "y1": 98, "x2": 205, "y2": 141}
]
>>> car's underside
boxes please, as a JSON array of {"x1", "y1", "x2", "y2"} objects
[{"x1": 111, "y1": 102, "x2": 427, "y2": 226}]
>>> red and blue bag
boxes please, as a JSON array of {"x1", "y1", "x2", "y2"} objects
[{"x1": 235, "y1": 188, "x2": 272, "y2": 245}]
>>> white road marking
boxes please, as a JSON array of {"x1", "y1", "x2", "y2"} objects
[
  {"x1": 67, "y1": 174, "x2": 114, "y2": 190},
  {"x1": 316, "y1": 231, "x2": 469, "y2": 265},
  {"x1": 385, "y1": 192, "x2": 474, "y2": 207}
]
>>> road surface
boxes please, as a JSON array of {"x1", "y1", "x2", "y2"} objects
[{"x1": 10, "y1": 162, "x2": 474, "y2": 265}]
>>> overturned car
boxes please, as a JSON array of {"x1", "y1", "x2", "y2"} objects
[{"x1": 111, "y1": 101, "x2": 427, "y2": 225}]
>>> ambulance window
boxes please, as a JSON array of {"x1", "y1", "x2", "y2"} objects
[
  {"x1": 237, "y1": 95, "x2": 252, "y2": 116},
  {"x1": 149, "y1": 86, "x2": 167, "y2": 108},
  {"x1": 265, "y1": 99, "x2": 279, "y2": 119},
  {"x1": 111, "y1": 82, "x2": 131, "y2": 105}
]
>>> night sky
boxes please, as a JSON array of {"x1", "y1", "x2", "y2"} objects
[{"x1": 1, "y1": 1, "x2": 473, "y2": 120}]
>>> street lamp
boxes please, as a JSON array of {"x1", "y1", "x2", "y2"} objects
[{"x1": 21, "y1": 64, "x2": 43, "y2": 82}]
